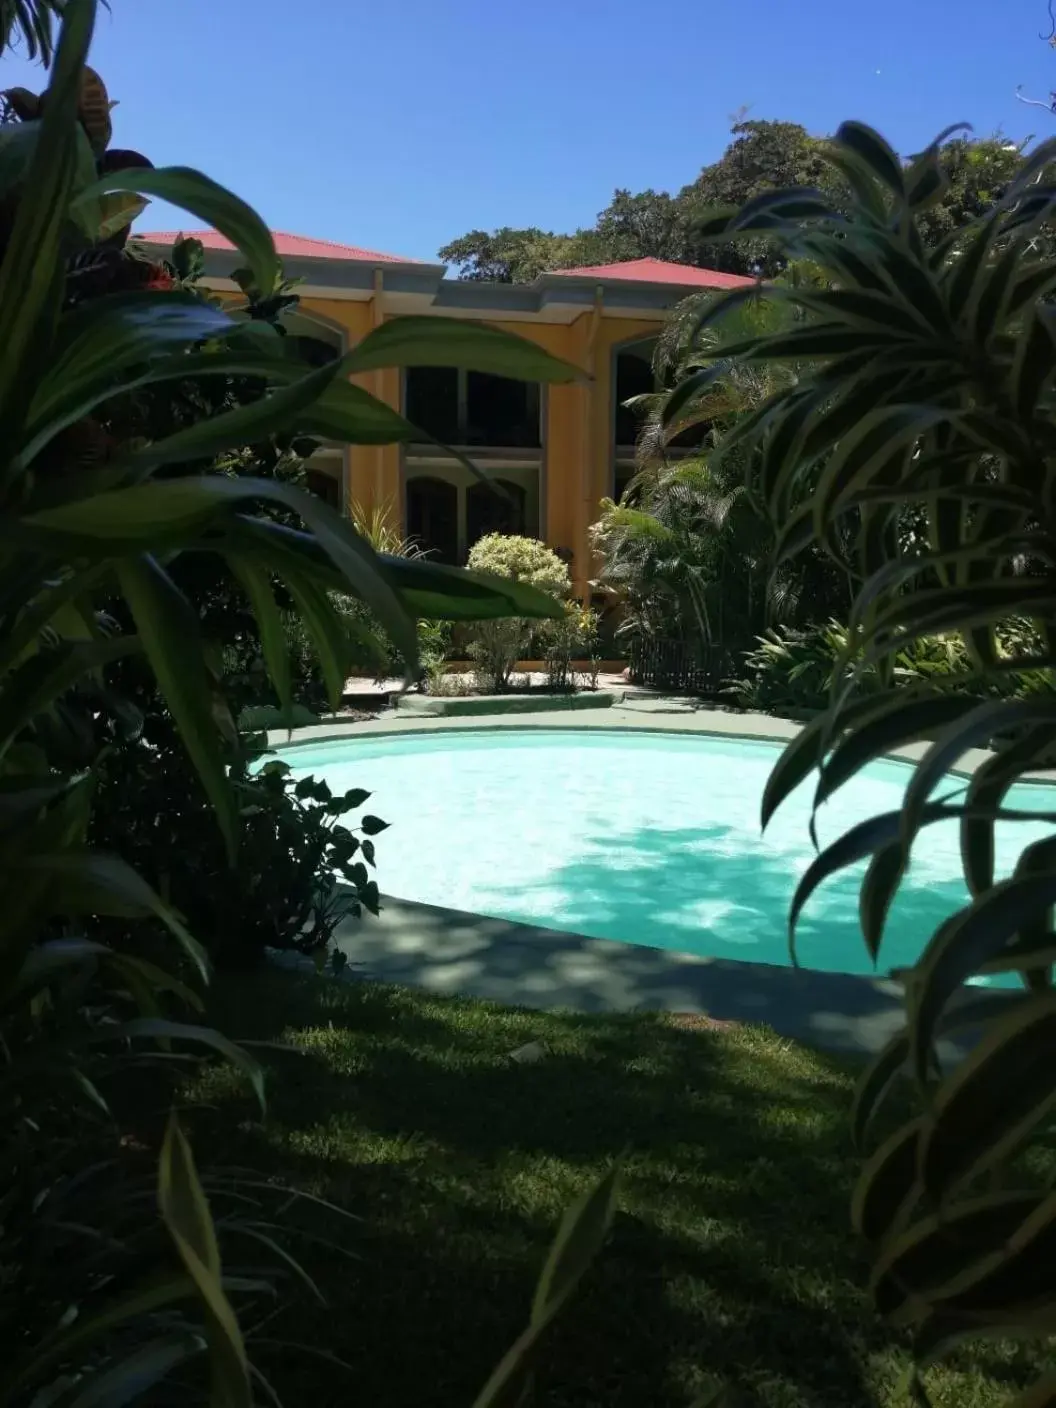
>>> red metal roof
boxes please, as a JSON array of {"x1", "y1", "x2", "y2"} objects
[
  {"x1": 134, "y1": 228, "x2": 425, "y2": 264},
  {"x1": 546, "y1": 257, "x2": 757, "y2": 289}
]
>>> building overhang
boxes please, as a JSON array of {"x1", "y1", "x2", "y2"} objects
[{"x1": 136, "y1": 233, "x2": 745, "y2": 326}]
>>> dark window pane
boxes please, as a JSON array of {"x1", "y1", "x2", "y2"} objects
[
  {"x1": 306, "y1": 468, "x2": 340, "y2": 509},
  {"x1": 466, "y1": 479, "x2": 526, "y2": 547},
  {"x1": 465, "y1": 372, "x2": 539, "y2": 447},
  {"x1": 406, "y1": 367, "x2": 459, "y2": 443},
  {"x1": 407, "y1": 476, "x2": 458, "y2": 564},
  {"x1": 615, "y1": 351, "x2": 654, "y2": 447},
  {"x1": 669, "y1": 418, "x2": 712, "y2": 450},
  {"x1": 614, "y1": 464, "x2": 636, "y2": 504},
  {"x1": 288, "y1": 334, "x2": 340, "y2": 368}
]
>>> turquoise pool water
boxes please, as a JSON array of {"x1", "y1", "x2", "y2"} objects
[{"x1": 277, "y1": 728, "x2": 1055, "y2": 979}]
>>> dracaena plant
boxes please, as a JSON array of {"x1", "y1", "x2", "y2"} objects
[
  {"x1": 0, "y1": 0, "x2": 67, "y2": 62},
  {"x1": 0, "y1": 0, "x2": 584, "y2": 1399},
  {"x1": 665, "y1": 121, "x2": 1056, "y2": 1402}
]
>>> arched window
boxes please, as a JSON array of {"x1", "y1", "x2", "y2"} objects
[
  {"x1": 466, "y1": 478, "x2": 526, "y2": 548},
  {"x1": 306, "y1": 468, "x2": 340, "y2": 509},
  {"x1": 614, "y1": 346, "x2": 655, "y2": 448},
  {"x1": 406, "y1": 476, "x2": 458, "y2": 564}
]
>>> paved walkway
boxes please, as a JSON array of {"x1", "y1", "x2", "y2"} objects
[{"x1": 270, "y1": 701, "x2": 1009, "y2": 1057}]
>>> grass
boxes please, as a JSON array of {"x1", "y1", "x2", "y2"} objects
[{"x1": 191, "y1": 967, "x2": 1046, "y2": 1408}]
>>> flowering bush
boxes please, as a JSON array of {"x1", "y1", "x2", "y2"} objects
[{"x1": 466, "y1": 534, "x2": 569, "y2": 690}]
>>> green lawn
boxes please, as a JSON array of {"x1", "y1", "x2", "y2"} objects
[{"x1": 192, "y1": 968, "x2": 1045, "y2": 1408}]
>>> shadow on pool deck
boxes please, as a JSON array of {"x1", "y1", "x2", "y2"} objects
[{"x1": 330, "y1": 893, "x2": 1005, "y2": 1059}]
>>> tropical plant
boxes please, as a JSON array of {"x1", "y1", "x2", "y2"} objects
[
  {"x1": 592, "y1": 288, "x2": 848, "y2": 655},
  {"x1": 465, "y1": 534, "x2": 571, "y2": 690},
  {"x1": 727, "y1": 621, "x2": 1056, "y2": 714},
  {"x1": 729, "y1": 620, "x2": 873, "y2": 714},
  {"x1": 671, "y1": 118, "x2": 1056, "y2": 1403},
  {"x1": 0, "y1": 1, "x2": 577, "y2": 1398},
  {"x1": 1, "y1": 0, "x2": 67, "y2": 61},
  {"x1": 542, "y1": 603, "x2": 600, "y2": 692},
  {"x1": 89, "y1": 723, "x2": 388, "y2": 973}
]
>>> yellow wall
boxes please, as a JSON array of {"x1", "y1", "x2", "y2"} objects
[{"x1": 296, "y1": 293, "x2": 665, "y2": 600}]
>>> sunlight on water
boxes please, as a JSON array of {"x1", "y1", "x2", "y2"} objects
[{"x1": 278, "y1": 729, "x2": 1055, "y2": 980}]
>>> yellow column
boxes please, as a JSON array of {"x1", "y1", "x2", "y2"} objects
[
  {"x1": 572, "y1": 290, "x2": 605, "y2": 602},
  {"x1": 345, "y1": 273, "x2": 402, "y2": 528},
  {"x1": 545, "y1": 380, "x2": 586, "y2": 577}
]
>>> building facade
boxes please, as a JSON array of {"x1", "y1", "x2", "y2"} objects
[{"x1": 139, "y1": 229, "x2": 754, "y2": 601}]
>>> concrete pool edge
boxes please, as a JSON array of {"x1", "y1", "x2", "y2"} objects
[
  {"x1": 298, "y1": 891, "x2": 1007, "y2": 1059},
  {"x1": 267, "y1": 701, "x2": 999, "y2": 778}
]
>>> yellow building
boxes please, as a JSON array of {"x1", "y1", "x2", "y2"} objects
[{"x1": 140, "y1": 229, "x2": 754, "y2": 600}]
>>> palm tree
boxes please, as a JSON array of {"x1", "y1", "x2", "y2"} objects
[
  {"x1": 1, "y1": 0, "x2": 68, "y2": 60},
  {"x1": 592, "y1": 278, "x2": 848, "y2": 657}
]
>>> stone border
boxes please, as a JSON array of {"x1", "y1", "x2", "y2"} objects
[
  {"x1": 393, "y1": 691, "x2": 614, "y2": 718},
  {"x1": 268, "y1": 697, "x2": 997, "y2": 775},
  {"x1": 316, "y1": 892, "x2": 1009, "y2": 1060}
]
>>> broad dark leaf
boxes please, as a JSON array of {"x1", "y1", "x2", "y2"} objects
[
  {"x1": 920, "y1": 992, "x2": 1056, "y2": 1197},
  {"x1": 343, "y1": 315, "x2": 582, "y2": 382},
  {"x1": 75, "y1": 165, "x2": 279, "y2": 295}
]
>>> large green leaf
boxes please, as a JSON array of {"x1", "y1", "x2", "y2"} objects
[
  {"x1": 814, "y1": 692, "x2": 977, "y2": 811},
  {"x1": 0, "y1": 1274, "x2": 205, "y2": 1406},
  {"x1": 276, "y1": 565, "x2": 351, "y2": 709},
  {"x1": 107, "y1": 358, "x2": 345, "y2": 482},
  {"x1": 912, "y1": 873, "x2": 1056, "y2": 1082},
  {"x1": 116, "y1": 555, "x2": 239, "y2": 860},
  {"x1": 74, "y1": 166, "x2": 280, "y2": 295},
  {"x1": 899, "y1": 699, "x2": 1056, "y2": 857},
  {"x1": 471, "y1": 1164, "x2": 621, "y2": 1408},
  {"x1": 111, "y1": 1019, "x2": 263, "y2": 1110},
  {"x1": 226, "y1": 556, "x2": 292, "y2": 717},
  {"x1": 224, "y1": 515, "x2": 563, "y2": 623},
  {"x1": 157, "y1": 1114, "x2": 252, "y2": 1408},
  {"x1": 24, "y1": 290, "x2": 237, "y2": 454},
  {"x1": 850, "y1": 1118, "x2": 923, "y2": 1246},
  {"x1": 67, "y1": 1332, "x2": 206, "y2": 1408},
  {"x1": 788, "y1": 802, "x2": 957, "y2": 959},
  {"x1": 342, "y1": 315, "x2": 583, "y2": 382},
  {"x1": 0, "y1": 635, "x2": 138, "y2": 761},
  {"x1": 850, "y1": 992, "x2": 1023, "y2": 1152},
  {"x1": 920, "y1": 992, "x2": 1056, "y2": 1198},
  {"x1": 21, "y1": 851, "x2": 210, "y2": 980},
  {"x1": 759, "y1": 693, "x2": 896, "y2": 830},
  {"x1": 0, "y1": 0, "x2": 94, "y2": 451},
  {"x1": 869, "y1": 1191, "x2": 1041, "y2": 1324}
]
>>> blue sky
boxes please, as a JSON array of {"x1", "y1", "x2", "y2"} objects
[{"x1": 3, "y1": 0, "x2": 1054, "y2": 261}]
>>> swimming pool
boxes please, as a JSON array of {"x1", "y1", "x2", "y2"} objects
[{"x1": 277, "y1": 728, "x2": 1055, "y2": 979}]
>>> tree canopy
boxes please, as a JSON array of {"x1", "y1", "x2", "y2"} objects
[{"x1": 438, "y1": 120, "x2": 1031, "y2": 281}]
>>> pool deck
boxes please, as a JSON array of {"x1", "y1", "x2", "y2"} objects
[{"x1": 272, "y1": 700, "x2": 1006, "y2": 1058}]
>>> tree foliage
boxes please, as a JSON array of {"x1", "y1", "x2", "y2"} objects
[{"x1": 440, "y1": 121, "x2": 1037, "y2": 282}]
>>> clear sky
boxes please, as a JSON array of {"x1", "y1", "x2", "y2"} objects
[{"x1": 3, "y1": 0, "x2": 1054, "y2": 262}]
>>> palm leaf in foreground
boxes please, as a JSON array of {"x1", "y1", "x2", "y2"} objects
[{"x1": 669, "y1": 119, "x2": 1056, "y2": 1400}]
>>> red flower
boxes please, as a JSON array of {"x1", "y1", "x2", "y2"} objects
[{"x1": 143, "y1": 263, "x2": 175, "y2": 290}]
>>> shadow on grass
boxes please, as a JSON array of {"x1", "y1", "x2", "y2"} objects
[{"x1": 194, "y1": 970, "x2": 1034, "y2": 1408}]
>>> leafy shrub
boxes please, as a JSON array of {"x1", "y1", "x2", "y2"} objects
[
  {"x1": 542, "y1": 603, "x2": 601, "y2": 692},
  {"x1": 90, "y1": 720, "x2": 387, "y2": 971},
  {"x1": 466, "y1": 534, "x2": 569, "y2": 690},
  {"x1": 729, "y1": 621, "x2": 866, "y2": 713},
  {"x1": 730, "y1": 619, "x2": 1056, "y2": 715},
  {"x1": 684, "y1": 118, "x2": 1056, "y2": 1401}
]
